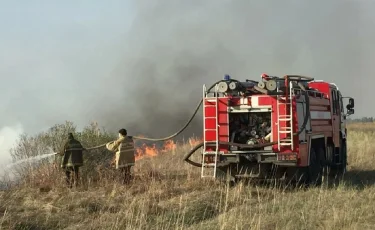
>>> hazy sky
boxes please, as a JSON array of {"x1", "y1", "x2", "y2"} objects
[
  {"x1": 1, "y1": 0, "x2": 375, "y2": 167},
  {"x1": 0, "y1": 0, "x2": 135, "y2": 132},
  {"x1": 0, "y1": 0, "x2": 135, "y2": 167}
]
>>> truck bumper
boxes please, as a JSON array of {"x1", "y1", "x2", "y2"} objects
[{"x1": 204, "y1": 151, "x2": 298, "y2": 167}]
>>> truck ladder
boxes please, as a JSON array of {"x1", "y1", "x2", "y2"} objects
[
  {"x1": 277, "y1": 81, "x2": 294, "y2": 151},
  {"x1": 201, "y1": 84, "x2": 219, "y2": 178}
]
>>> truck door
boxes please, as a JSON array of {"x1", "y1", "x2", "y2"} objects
[
  {"x1": 331, "y1": 89, "x2": 340, "y2": 147},
  {"x1": 338, "y1": 91, "x2": 346, "y2": 139}
]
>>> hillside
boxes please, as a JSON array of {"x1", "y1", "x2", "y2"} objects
[{"x1": 1, "y1": 123, "x2": 375, "y2": 229}]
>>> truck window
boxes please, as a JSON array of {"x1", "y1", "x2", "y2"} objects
[
  {"x1": 331, "y1": 90, "x2": 337, "y2": 115},
  {"x1": 335, "y1": 91, "x2": 340, "y2": 114},
  {"x1": 338, "y1": 91, "x2": 344, "y2": 113}
]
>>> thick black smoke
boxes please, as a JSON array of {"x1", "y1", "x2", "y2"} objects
[{"x1": 96, "y1": 0, "x2": 375, "y2": 138}]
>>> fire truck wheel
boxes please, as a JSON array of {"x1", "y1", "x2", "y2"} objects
[
  {"x1": 326, "y1": 144, "x2": 337, "y2": 177},
  {"x1": 307, "y1": 147, "x2": 324, "y2": 186},
  {"x1": 338, "y1": 138, "x2": 347, "y2": 175}
]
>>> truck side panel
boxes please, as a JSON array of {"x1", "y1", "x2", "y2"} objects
[
  {"x1": 309, "y1": 96, "x2": 332, "y2": 137},
  {"x1": 204, "y1": 98, "x2": 229, "y2": 153}
]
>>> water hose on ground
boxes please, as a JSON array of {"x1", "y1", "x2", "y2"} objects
[{"x1": 183, "y1": 142, "x2": 204, "y2": 167}]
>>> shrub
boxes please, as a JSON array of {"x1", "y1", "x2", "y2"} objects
[{"x1": 8, "y1": 121, "x2": 117, "y2": 188}]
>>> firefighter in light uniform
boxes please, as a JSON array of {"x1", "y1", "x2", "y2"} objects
[
  {"x1": 261, "y1": 121, "x2": 272, "y2": 142},
  {"x1": 106, "y1": 128, "x2": 135, "y2": 184},
  {"x1": 59, "y1": 133, "x2": 84, "y2": 188}
]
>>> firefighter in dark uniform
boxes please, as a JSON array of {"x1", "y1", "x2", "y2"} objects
[
  {"x1": 106, "y1": 128, "x2": 135, "y2": 184},
  {"x1": 59, "y1": 133, "x2": 84, "y2": 188}
]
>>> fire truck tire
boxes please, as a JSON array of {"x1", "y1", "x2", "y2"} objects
[
  {"x1": 326, "y1": 143, "x2": 336, "y2": 177},
  {"x1": 338, "y1": 138, "x2": 347, "y2": 175},
  {"x1": 307, "y1": 147, "x2": 324, "y2": 186}
]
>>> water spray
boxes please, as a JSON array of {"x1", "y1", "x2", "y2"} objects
[{"x1": 4, "y1": 152, "x2": 58, "y2": 170}]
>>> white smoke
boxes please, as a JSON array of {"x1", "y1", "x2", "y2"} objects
[{"x1": 0, "y1": 124, "x2": 24, "y2": 176}]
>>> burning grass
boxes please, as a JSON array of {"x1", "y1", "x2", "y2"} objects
[
  {"x1": 1, "y1": 123, "x2": 375, "y2": 229},
  {"x1": 135, "y1": 139, "x2": 177, "y2": 161}
]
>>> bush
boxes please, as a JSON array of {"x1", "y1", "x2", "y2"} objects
[{"x1": 8, "y1": 121, "x2": 117, "y2": 188}]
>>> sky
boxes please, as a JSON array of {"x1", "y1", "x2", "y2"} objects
[
  {"x1": 0, "y1": 0, "x2": 136, "y2": 132},
  {"x1": 1, "y1": 0, "x2": 375, "y2": 168},
  {"x1": 0, "y1": 0, "x2": 135, "y2": 168}
]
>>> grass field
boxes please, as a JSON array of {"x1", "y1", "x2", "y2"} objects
[{"x1": 1, "y1": 123, "x2": 375, "y2": 230}]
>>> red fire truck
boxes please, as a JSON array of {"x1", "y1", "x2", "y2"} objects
[{"x1": 185, "y1": 74, "x2": 355, "y2": 185}]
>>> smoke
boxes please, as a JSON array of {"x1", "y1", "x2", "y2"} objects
[
  {"x1": 99, "y1": 0, "x2": 375, "y2": 138},
  {"x1": 0, "y1": 124, "x2": 24, "y2": 176},
  {"x1": 1, "y1": 0, "x2": 374, "y2": 140}
]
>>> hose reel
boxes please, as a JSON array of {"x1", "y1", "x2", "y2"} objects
[
  {"x1": 184, "y1": 74, "x2": 314, "y2": 168},
  {"x1": 266, "y1": 80, "x2": 277, "y2": 91}
]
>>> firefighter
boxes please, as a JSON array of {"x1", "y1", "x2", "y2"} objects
[
  {"x1": 105, "y1": 128, "x2": 135, "y2": 184},
  {"x1": 264, "y1": 132, "x2": 272, "y2": 142},
  {"x1": 260, "y1": 121, "x2": 272, "y2": 142},
  {"x1": 58, "y1": 133, "x2": 84, "y2": 188}
]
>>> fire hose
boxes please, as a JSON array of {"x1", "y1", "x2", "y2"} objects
[
  {"x1": 183, "y1": 141, "x2": 278, "y2": 167},
  {"x1": 287, "y1": 75, "x2": 312, "y2": 136},
  {"x1": 84, "y1": 76, "x2": 311, "y2": 169},
  {"x1": 183, "y1": 75, "x2": 312, "y2": 168},
  {"x1": 84, "y1": 79, "x2": 241, "y2": 151}
]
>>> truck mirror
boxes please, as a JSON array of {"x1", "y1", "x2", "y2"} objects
[
  {"x1": 346, "y1": 98, "x2": 354, "y2": 110},
  {"x1": 349, "y1": 98, "x2": 354, "y2": 108},
  {"x1": 347, "y1": 108, "x2": 355, "y2": 116}
]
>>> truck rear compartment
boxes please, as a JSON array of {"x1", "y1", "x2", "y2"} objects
[
  {"x1": 228, "y1": 111, "x2": 272, "y2": 151},
  {"x1": 202, "y1": 93, "x2": 298, "y2": 181}
]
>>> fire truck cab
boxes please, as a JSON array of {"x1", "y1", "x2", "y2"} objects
[{"x1": 200, "y1": 74, "x2": 355, "y2": 185}]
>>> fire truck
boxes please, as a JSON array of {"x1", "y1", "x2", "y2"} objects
[{"x1": 185, "y1": 74, "x2": 355, "y2": 185}]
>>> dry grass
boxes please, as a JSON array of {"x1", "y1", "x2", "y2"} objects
[{"x1": 1, "y1": 123, "x2": 375, "y2": 230}]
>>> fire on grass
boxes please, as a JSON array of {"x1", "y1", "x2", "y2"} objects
[{"x1": 134, "y1": 137, "x2": 202, "y2": 161}]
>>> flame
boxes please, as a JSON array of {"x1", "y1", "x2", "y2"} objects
[
  {"x1": 163, "y1": 139, "x2": 177, "y2": 151},
  {"x1": 134, "y1": 137, "x2": 202, "y2": 161},
  {"x1": 188, "y1": 137, "x2": 202, "y2": 147},
  {"x1": 135, "y1": 139, "x2": 177, "y2": 161}
]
